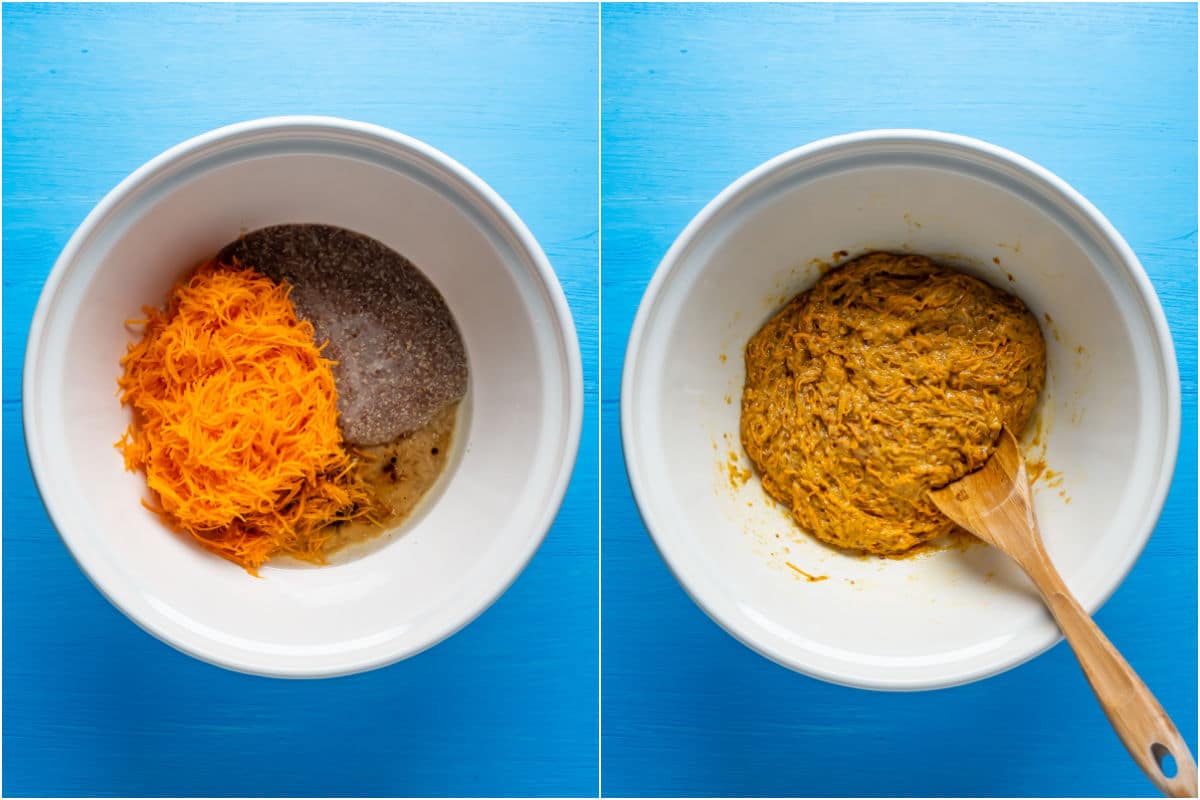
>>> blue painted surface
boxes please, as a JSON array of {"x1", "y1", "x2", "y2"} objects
[
  {"x1": 601, "y1": 4, "x2": 1197, "y2": 797},
  {"x1": 3, "y1": 4, "x2": 597, "y2": 797}
]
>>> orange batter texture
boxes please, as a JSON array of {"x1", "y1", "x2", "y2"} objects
[{"x1": 740, "y1": 252, "x2": 1046, "y2": 555}]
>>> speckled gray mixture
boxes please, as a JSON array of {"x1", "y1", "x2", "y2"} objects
[{"x1": 219, "y1": 224, "x2": 468, "y2": 446}]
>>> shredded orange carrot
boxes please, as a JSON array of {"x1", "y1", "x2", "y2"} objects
[{"x1": 116, "y1": 260, "x2": 372, "y2": 574}]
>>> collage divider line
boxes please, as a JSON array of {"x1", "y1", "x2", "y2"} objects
[{"x1": 596, "y1": 2, "x2": 604, "y2": 796}]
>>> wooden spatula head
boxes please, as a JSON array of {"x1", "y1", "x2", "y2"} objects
[{"x1": 928, "y1": 427, "x2": 1038, "y2": 556}]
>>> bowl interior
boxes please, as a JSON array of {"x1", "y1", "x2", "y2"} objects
[
  {"x1": 26, "y1": 123, "x2": 578, "y2": 676},
  {"x1": 625, "y1": 136, "x2": 1176, "y2": 689}
]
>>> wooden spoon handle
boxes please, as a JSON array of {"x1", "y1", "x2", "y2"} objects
[{"x1": 1023, "y1": 553, "x2": 1197, "y2": 797}]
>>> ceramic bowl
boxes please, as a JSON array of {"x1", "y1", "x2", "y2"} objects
[
  {"x1": 24, "y1": 116, "x2": 583, "y2": 677},
  {"x1": 622, "y1": 129, "x2": 1179, "y2": 690}
]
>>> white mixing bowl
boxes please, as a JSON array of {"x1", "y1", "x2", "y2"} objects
[
  {"x1": 24, "y1": 117, "x2": 583, "y2": 677},
  {"x1": 622, "y1": 130, "x2": 1179, "y2": 690}
]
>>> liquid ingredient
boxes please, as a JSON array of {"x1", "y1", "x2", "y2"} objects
[
  {"x1": 323, "y1": 402, "x2": 458, "y2": 555},
  {"x1": 740, "y1": 252, "x2": 1046, "y2": 555}
]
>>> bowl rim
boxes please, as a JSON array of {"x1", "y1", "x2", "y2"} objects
[
  {"x1": 23, "y1": 115, "x2": 584, "y2": 678},
  {"x1": 621, "y1": 128, "x2": 1181, "y2": 691}
]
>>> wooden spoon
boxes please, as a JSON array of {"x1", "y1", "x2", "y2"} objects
[{"x1": 930, "y1": 427, "x2": 1197, "y2": 798}]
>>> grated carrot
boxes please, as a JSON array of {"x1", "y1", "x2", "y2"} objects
[{"x1": 116, "y1": 260, "x2": 372, "y2": 574}]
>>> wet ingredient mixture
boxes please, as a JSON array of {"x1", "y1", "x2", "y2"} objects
[
  {"x1": 119, "y1": 225, "x2": 467, "y2": 572},
  {"x1": 740, "y1": 252, "x2": 1046, "y2": 555}
]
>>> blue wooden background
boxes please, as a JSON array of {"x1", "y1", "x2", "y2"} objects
[
  {"x1": 601, "y1": 4, "x2": 1197, "y2": 797},
  {"x1": 3, "y1": 4, "x2": 598, "y2": 797}
]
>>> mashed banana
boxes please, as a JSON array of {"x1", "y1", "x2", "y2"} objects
[{"x1": 740, "y1": 252, "x2": 1046, "y2": 555}]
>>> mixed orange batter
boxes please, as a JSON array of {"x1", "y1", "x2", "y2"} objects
[{"x1": 740, "y1": 252, "x2": 1046, "y2": 555}]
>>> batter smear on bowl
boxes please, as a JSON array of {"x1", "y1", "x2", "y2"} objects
[
  {"x1": 118, "y1": 225, "x2": 468, "y2": 573},
  {"x1": 740, "y1": 252, "x2": 1046, "y2": 555}
]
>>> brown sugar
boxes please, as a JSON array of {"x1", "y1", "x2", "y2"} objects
[{"x1": 221, "y1": 225, "x2": 468, "y2": 445}]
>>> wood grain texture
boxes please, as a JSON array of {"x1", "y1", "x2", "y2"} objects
[
  {"x1": 600, "y1": 3, "x2": 1197, "y2": 797},
  {"x1": 2, "y1": 4, "x2": 598, "y2": 797}
]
